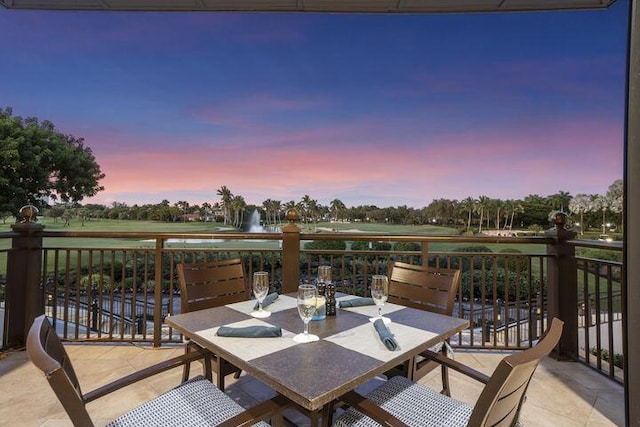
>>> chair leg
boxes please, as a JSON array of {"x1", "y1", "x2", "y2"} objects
[
  {"x1": 440, "y1": 340, "x2": 452, "y2": 396},
  {"x1": 203, "y1": 352, "x2": 213, "y2": 382},
  {"x1": 406, "y1": 357, "x2": 417, "y2": 381},
  {"x1": 216, "y1": 357, "x2": 225, "y2": 391},
  {"x1": 182, "y1": 343, "x2": 192, "y2": 383},
  {"x1": 321, "y1": 401, "x2": 335, "y2": 427},
  {"x1": 440, "y1": 365, "x2": 451, "y2": 396}
]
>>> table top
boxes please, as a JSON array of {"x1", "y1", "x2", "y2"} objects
[{"x1": 165, "y1": 294, "x2": 469, "y2": 411}]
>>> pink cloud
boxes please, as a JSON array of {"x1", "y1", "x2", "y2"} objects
[{"x1": 83, "y1": 106, "x2": 623, "y2": 208}]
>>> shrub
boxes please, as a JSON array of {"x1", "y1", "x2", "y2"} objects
[
  {"x1": 351, "y1": 241, "x2": 392, "y2": 251},
  {"x1": 460, "y1": 268, "x2": 531, "y2": 301},
  {"x1": 304, "y1": 240, "x2": 347, "y2": 250},
  {"x1": 448, "y1": 246, "x2": 494, "y2": 270},
  {"x1": 393, "y1": 242, "x2": 421, "y2": 252},
  {"x1": 497, "y1": 248, "x2": 530, "y2": 273},
  {"x1": 590, "y1": 348, "x2": 623, "y2": 369},
  {"x1": 576, "y1": 248, "x2": 622, "y2": 263}
]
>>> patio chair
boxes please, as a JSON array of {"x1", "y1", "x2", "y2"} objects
[
  {"x1": 177, "y1": 258, "x2": 249, "y2": 389},
  {"x1": 27, "y1": 315, "x2": 289, "y2": 427},
  {"x1": 385, "y1": 262, "x2": 461, "y2": 394},
  {"x1": 332, "y1": 317, "x2": 564, "y2": 427}
]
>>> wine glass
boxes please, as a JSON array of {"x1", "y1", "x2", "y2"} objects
[
  {"x1": 251, "y1": 271, "x2": 271, "y2": 318},
  {"x1": 318, "y1": 265, "x2": 332, "y2": 285},
  {"x1": 293, "y1": 284, "x2": 320, "y2": 343},
  {"x1": 369, "y1": 274, "x2": 391, "y2": 324}
]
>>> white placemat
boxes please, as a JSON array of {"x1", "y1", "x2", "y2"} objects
[
  {"x1": 336, "y1": 296, "x2": 405, "y2": 317},
  {"x1": 325, "y1": 321, "x2": 437, "y2": 362},
  {"x1": 196, "y1": 318, "x2": 298, "y2": 361},
  {"x1": 227, "y1": 294, "x2": 298, "y2": 315}
]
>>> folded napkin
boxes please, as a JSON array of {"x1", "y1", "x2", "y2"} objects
[
  {"x1": 339, "y1": 297, "x2": 375, "y2": 308},
  {"x1": 373, "y1": 319, "x2": 398, "y2": 351},
  {"x1": 216, "y1": 325, "x2": 282, "y2": 338},
  {"x1": 254, "y1": 292, "x2": 279, "y2": 310}
]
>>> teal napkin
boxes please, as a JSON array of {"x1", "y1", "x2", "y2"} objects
[
  {"x1": 216, "y1": 325, "x2": 282, "y2": 338},
  {"x1": 373, "y1": 319, "x2": 398, "y2": 351},
  {"x1": 339, "y1": 297, "x2": 375, "y2": 308},
  {"x1": 254, "y1": 292, "x2": 279, "y2": 310}
]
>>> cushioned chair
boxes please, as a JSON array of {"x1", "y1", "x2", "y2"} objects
[
  {"x1": 27, "y1": 315, "x2": 288, "y2": 427},
  {"x1": 386, "y1": 262, "x2": 461, "y2": 393},
  {"x1": 332, "y1": 318, "x2": 564, "y2": 427},
  {"x1": 177, "y1": 258, "x2": 249, "y2": 389}
]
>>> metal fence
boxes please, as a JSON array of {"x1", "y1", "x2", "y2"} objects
[{"x1": 1, "y1": 229, "x2": 624, "y2": 383}]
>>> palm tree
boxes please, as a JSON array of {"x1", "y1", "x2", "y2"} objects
[
  {"x1": 547, "y1": 191, "x2": 572, "y2": 212},
  {"x1": 262, "y1": 199, "x2": 273, "y2": 225},
  {"x1": 493, "y1": 199, "x2": 504, "y2": 230},
  {"x1": 476, "y1": 195, "x2": 490, "y2": 233},
  {"x1": 176, "y1": 200, "x2": 189, "y2": 222},
  {"x1": 300, "y1": 195, "x2": 312, "y2": 224},
  {"x1": 505, "y1": 200, "x2": 524, "y2": 231},
  {"x1": 229, "y1": 195, "x2": 246, "y2": 228},
  {"x1": 461, "y1": 197, "x2": 476, "y2": 231},
  {"x1": 308, "y1": 199, "x2": 319, "y2": 231},
  {"x1": 216, "y1": 186, "x2": 233, "y2": 225},
  {"x1": 330, "y1": 198, "x2": 346, "y2": 222},
  {"x1": 272, "y1": 200, "x2": 282, "y2": 225}
]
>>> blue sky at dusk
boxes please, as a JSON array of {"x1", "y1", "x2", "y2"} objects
[{"x1": 0, "y1": 2, "x2": 629, "y2": 208}]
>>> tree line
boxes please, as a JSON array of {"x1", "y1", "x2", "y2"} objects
[{"x1": 29, "y1": 180, "x2": 623, "y2": 236}]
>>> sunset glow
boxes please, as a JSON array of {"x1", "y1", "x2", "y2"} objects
[{"x1": 0, "y1": 3, "x2": 627, "y2": 208}]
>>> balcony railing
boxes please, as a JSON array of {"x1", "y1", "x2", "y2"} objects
[{"x1": 0, "y1": 221, "x2": 623, "y2": 385}]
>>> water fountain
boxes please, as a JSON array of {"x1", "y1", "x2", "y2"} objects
[
  {"x1": 245, "y1": 209, "x2": 281, "y2": 233},
  {"x1": 247, "y1": 209, "x2": 265, "y2": 232}
]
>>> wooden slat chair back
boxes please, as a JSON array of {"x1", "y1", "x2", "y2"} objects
[
  {"x1": 333, "y1": 318, "x2": 564, "y2": 427},
  {"x1": 176, "y1": 258, "x2": 249, "y2": 388},
  {"x1": 385, "y1": 261, "x2": 461, "y2": 391},
  {"x1": 469, "y1": 317, "x2": 564, "y2": 426},
  {"x1": 27, "y1": 315, "x2": 93, "y2": 426},
  {"x1": 177, "y1": 258, "x2": 250, "y2": 314},
  {"x1": 387, "y1": 261, "x2": 461, "y2": 316},
  {"x1": 27, "y1": 315, "x2": 286, "y2": 427}
]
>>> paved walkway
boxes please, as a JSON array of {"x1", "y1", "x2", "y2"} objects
[{"x1": 0, "y1": 344, "x2": 624, "y2": 426}]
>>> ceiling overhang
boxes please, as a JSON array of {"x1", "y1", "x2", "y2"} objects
[{"x1": 0, "y1": 0, "x2": 617, "y2": 13}]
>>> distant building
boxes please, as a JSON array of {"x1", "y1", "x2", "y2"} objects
[{"x1": 179, "y1": 213, "x2": 201, "y2": 222}]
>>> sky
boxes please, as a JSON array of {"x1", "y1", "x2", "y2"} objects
[{"x1": 0, "y1": 2, "x2": 629, "y2": 209}]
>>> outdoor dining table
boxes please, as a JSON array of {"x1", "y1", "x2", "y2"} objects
[{"x1": 164, "y1": 292, "x2": 469, "y2": 425}]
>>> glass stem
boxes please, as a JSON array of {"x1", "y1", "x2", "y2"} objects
[
  {"x1": 378, "y1": 306, "x2": 382, "y2": 318},
  {"x1": 303, "y1": 321, "x2": 309, "y2": 336}
]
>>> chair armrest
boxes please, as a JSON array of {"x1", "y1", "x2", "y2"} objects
[
  {"x1": 419, "y1": 349, "x2": 490, "y2": 384},
  {"x1": 83, "y1": 347, "x2": 210, "y2": 403},
  {"x1": 217, "y1": 394, "x2": 293, "y2": 427},
  {"x1": 339, "y1": 390, "x2": 410, "y2": 427}
]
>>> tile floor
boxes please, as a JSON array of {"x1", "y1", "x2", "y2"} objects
[{"x1": 0, "y1": 344, "x2": 625, "y2": 426}]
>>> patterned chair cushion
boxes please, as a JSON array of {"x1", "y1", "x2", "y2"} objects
[
  {"x1": 107, "y1": 376, "x2": 270, "y2": 427},
  {"x1": 333, "y1": 376, "x2": 473, "y2": 427}
]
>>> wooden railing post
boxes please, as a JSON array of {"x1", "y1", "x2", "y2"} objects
[
  {"x1": 545, "y1": 211, "x2": 578, "y2": 360},
  {"x1": 4, "y1": 207, "x2": 44, "y2": 348},
  {"x1": 281, "y1": 210, "x2": 301, "y2": 294},
  {"x1": 421, "y1": 241, "x2": 430, "y2": 266},
  {"x1": 153, "y1": 238, "x2": 164, "y2": 347}
]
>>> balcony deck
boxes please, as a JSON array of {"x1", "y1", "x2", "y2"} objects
[{"x1": 0, "y1": 344, "x2": 623, "y2": 426}]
